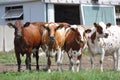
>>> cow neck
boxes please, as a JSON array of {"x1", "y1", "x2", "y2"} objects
[
  {"x1": 91, "y1": 32, "x2": 96, "y2": 44},
  {"x1": 90, "y1": 30, "x2": 101, "y2": 46},
  {"x1": 48, "y1": 40, "x2": 57, "y2": 50},
  {"x1": 88, "y1": 28, "x2": 96, "y2": 44}
]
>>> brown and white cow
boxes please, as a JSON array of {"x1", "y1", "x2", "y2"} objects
[
  {"x1": 85, "y1": 21, "x2": 120, "y2": 71},
  {"x1": 64, "y1": 25, "x2": 87, "y2": 72},
  {"x1": 7, "y1": 21, "x2": 42, "y2": 71},
  {"x1": 41, "y1": 22, "x2": 70, "y2": 72}
]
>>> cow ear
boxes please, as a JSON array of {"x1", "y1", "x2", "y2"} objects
[
  {"x1": 55, "y1": 24, "x2": 63, "y2": 30},
  {"x1": 41, "y1": 23, "x2": 48, "y2": 29},
  {"x1": 106, "y1": 23, "x2": 111, "y2": 28},
  {"x1": 71, "y1": 27, "x2": 76, "y2": 31},
  {"x1": 58, "y1": 23, "x2": 70, "y2": 29},
  {"x1": 59, "y1": 24, "x2": 64, "y2": 27},
  {"x1": 41, "y1": 23, "x2": 50, "y2": 31},
  {"x1": 94, "y1": 23, "x2": 98, "y2": 28},
  {"x1": 24, "y1": 22, "x2": 30, "y2": 27},
  {"x1": 85, "y1": 29, "x2": 91, "y2": 33},
  {"x1": 7, "y1": 23, "x2": 16, "y2": 29}
]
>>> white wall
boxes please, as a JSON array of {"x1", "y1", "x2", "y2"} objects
[
  {"x1": 47, "y1": 4, "x2": 55, "y2": 22},
  {"x1": 0, "y1": 25, "x2": 14, "y2": 52},
  {"x1": 4, "y1": 25, "x2": 14, "y2": 52},
  {"x1": 0, "y1": 25, "x2": 3, "y2": 51}
]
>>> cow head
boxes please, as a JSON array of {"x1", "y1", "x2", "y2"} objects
[
  {"x1": 85, "y1": 22, "x2": 109, "y2": 44},
  {"x1": 7, "y1": 20, "x2": 24, "y2": 38},
  {"x1": 43, "y1": 22, "x2": 65, "y2": 41},
  {"x1": 94, "y1": 22, "x2": 109, "y2": 38},
  {"x1": 70, "y1": 25, "x2": 86, "y2": 44}
]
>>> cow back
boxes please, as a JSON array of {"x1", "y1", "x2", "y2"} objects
[{"x1": 22, "y1": 24, "x2": 42, "y2": 47}]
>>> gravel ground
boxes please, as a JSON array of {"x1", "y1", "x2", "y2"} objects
[{"x1": 0, "y1": 54, "x2": 114, "y2": 72}]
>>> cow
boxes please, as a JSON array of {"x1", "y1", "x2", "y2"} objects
[
  {"x1": 85, "y1": 21, "x2": 120, "y2": 71},
  {"x1": 41, "y1": 22, "x2": 70, "y2": 72},
  {"x1": 7, "y1": 20, "x2": 42, "y2": 71},
  {"x1": 64, "y1": 25, "x2": 87, "y2": 72}
]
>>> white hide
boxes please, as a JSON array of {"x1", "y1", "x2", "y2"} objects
[{"x1": 86, "y1": 22, "x2": 120, "y2": 71}]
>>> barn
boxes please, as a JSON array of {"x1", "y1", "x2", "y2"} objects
[
  {"x1": 0, "y1": 0, "x2": 120, "y2": 25},
  {"x1": 0, "y1": 0, "x2": 120, "y2": 51}
]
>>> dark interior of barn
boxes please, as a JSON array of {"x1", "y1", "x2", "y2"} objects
[{"x1": 54, "y1": 4, "x2": 80, "y2": 25}]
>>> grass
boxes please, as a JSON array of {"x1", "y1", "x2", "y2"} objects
[
  {"x1": 0, "y1": 50, "x2": 47, "y2": 65},
  {"x1": 0, "y1": 50, "x2": 120, "y2": 80},
  {"x1": 0, "y1": 70, "x2": 120, "y2": 80},
  {"x1": 0, "y1": 50, "x2": 16, "y2": 64}
]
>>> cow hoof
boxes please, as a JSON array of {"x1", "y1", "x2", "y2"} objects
[{"x1": 48, "y1": 69, "x2": 51, "y2": 73}]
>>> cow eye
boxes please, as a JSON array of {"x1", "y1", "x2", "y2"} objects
[
  {"x1": 55, "y1": 28, "x2": 57, "y2": 31},
  {"x1": 46, "y1": 27, "x2": 50, "y2": 31},
  {"x1": 55, "y1": 26, "x2": 59, "y2": 31}
]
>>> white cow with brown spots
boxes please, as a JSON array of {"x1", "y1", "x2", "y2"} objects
[
  {"x1": 64, "y1": 25, "x2": 87, "y2": 72},
  {"x1": 85, "y1": 22, "x2": 120, "y2": 71}
]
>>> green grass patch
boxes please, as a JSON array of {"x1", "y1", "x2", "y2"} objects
[
  {"x1": 0, "y1": 50, "x2": 16, "y2": 64},
  {"x1": 0, "y1": 50, "x2": 120, "y2": 80},
  {"x1": 0, "y1": 50, "x2": 47, "y2": 65},
  {"x1": 0, "y1": 70, "x2": 120, "y2": 80}
]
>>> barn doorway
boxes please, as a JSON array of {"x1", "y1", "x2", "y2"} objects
[{"x1": 54, "y1": 4, "x2": 80, "y2": 25}]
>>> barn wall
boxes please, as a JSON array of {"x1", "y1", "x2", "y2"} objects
[
  {"x1": 0, "y1": 1, "x2": 46, "y2": 25},
  {"x1": 0, "y1": 25, "x2": 3, "y2": 51},
  {"x1": 0, "y1": 25, "x2": 14, "y2": 52},
  {"x1": 4, "y1": 25, "x2": 14, "y2": 52},
  {"x1": 0, "y1": 5, "x2": 5, "y2": 24},
  {"x1": 23, "y1": 1, "x2": 46, "y2": 22}
]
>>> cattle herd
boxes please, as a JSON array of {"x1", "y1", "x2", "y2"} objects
[{"x1": 7, "y1": 20, "x2": 120, "y2": 72}]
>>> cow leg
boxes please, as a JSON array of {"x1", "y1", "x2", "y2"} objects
[
  {"x1": 68, "y1": 58, "x2": 72, "y2": 70},
  {"x1": 77, "y1": 54, "x2": 82, "y2": 72},
  {"x1": 76, "y1": 59, "x2": 80, "y2": 72},
  {"x1": 90, "y1": 54, "x2": 94, "y2": 69},
  {"x1": 28, "y1": 54, "x2": 31, "y2": 70},
  {"x1": 113, "y1": 52, "x2": 117, "y2": 70},
  {"x1": 35, "y1": 50, "x2": 39, "y2": 70},
  {"x1": 70, "y1": 58, "x2": 75, "y2": 72},
  {"x1": 100, "y1": 49, "x2": 105, "y2": 72},
  {"x1": 15, "y1": 52, "x2": 21, "y2": 72},
  {"x1": 56, "y1": 49, "x2": 63, "y2": 72},
  {"x1": 25, "y1": 53, "x2": 31, "y2": 70},
  {"x1": 116, "y1": 49, "x2": 120, "y2": 71},
  {"x1": 25, "y1": 56, "x2": 28, "y2": 70},
  {"x1": 47, "y1": 56, "x2": 51, "y2": 73},
  {"x1": 67, "y1": 50, "x2": 75, "y2": 72}
]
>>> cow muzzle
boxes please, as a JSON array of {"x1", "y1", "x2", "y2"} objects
[
  {"x1": 104, "y1": 33, "x2": 109, "y2": 38},
  {"x1": 49, "y1": 36, "x2": 55, "y2": 41},
  {"x1": 16, "y1": 32, "x2": 22, "y2": 38},
  {"x1": 75, "y1": 39, "x2": 84, "y2": 44}
]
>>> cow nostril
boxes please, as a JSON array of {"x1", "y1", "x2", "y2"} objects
[
  {"x1": 104, "y1": 33, "x2": 109, "y2": 38},
  {"x1": 16, "y1": 33, "x2": 22, "y2": 38},
  {"x1": 49, "y1": 36, "x2": 55, "y2": 40},
  {"x1": 80, "y1": 40, "x2": 84, "y2": 43}
]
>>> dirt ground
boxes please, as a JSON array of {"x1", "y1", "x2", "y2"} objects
[{"x1": 0, "y1": 54, "x2": 114, "y2": 72}]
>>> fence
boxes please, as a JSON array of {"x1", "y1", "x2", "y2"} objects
[{"x1": 0, "y1": 25, "x2": 14, "y2": 52}]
